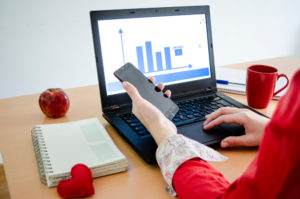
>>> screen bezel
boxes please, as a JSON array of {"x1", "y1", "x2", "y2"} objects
[{"x1": 90, "y1": 6, "x2": 217, "y2": 111}]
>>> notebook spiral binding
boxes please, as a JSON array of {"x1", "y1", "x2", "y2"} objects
[
  {"x1": 217, "y1": 88, "x2": 245, "y2": 95},
  {"x1": 217, "y1": 85, "x2": 245, "y2": 95},
  {"x1": 31, "y1": 127, "x2": 53, "y2": 185}
]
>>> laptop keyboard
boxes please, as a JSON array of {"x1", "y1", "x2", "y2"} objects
[{"x1": 120, "y1": 95, "x2": 234, "y2": 136}]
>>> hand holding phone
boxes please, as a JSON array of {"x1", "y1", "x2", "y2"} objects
[{"x1": 114, "y1": 63, "x2": 179, "y2": 120}]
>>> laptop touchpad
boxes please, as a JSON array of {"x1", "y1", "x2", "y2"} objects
[{"x1": 178, "y1": 121, "x2": 234, "y2": 144}]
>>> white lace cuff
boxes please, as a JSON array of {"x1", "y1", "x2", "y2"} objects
[{"x1": 156, "y1": 134, "x2": 228, "y2": 196}]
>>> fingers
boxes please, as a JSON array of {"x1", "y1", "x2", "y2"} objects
[
  {"x1": 149, "y1": 76, "x2": 164, "y2": 91},
  {"x1": 148, "y1": 76, "x2": 171, "y2": 98},
  {"x1": 124, "y1": 78, "x2": 172, "y2": 102},
  {"x1": 122, "y1": 81, "x2": 142, "y2": 102},
  {"x1": 149, "y1": 77, "x2": 164, "y2": 92},
  {"x1": 203, "y1": 107, "x2": 242, "y2": 126},
  {"x1": 220, "y1": 135, "x2": 253, "y2": 148},
  {"x1": 156, "y1": 83, "x2": 164, "y2": 91},
  {"x1": 149, "y1": 77, "x2": 155, "y2": 84},
  {"x1": 164, "y1": 90, "x2": 171, "y2": 98},
  {"x1": 156, "y1": 83, "x2": 172, "y2": 99},
  {"x1": 203, "y1": 111, "x2": 245, "y2": 130}
]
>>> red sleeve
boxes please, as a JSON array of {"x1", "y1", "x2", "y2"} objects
[
  {"x1": 173, "y1": 158, "x2": 230, "y2": 199},
  {"x1": 173, "y1": 69, "x2": 300, "y2": 199}
]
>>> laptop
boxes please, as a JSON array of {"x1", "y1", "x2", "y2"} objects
[{"x1": 90, "y1": 6, "x2": 251, "y2": 163}]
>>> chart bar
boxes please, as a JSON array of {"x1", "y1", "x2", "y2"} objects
[
  {"x1": 164, "y1": 47, "x2": 172, "y2": 70},
  {"x1": 136, "y1": 46, "x2": 145, "y2": 73},
  {"x1": 145, "y1": 41, "x2": 154, "y2": 72},
  {"x1": 155, "y1": 52, "x2": 163, "y2": 71}
]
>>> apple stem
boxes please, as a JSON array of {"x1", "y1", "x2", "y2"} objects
[{"x1": 49, "y1": 89, "x2": 56, "y2": 92}]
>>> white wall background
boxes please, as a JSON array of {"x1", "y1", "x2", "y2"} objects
[{"x1": 1, "y1": 0, "x2": 300, "y2": 99}]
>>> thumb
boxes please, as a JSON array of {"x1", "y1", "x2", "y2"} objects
[
  {"x1": 220, "y1": 135, "x2": 250, "y2": 148},
  {"x1": 122, "y1": 81, "x2": 142, "y2": 101}
]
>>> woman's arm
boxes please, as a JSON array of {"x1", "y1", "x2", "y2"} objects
[
  {"x1": 122, "y1": 81, "x2": 176, "y2": 145},
  {"x1": 123, "y1": 70, "x2": 300, "y2": 199},
  {"x1": 173, "y1": 158, "x2": 230, "y2": 199},
  {"x1": 122, "y1": 81, "x2": 228, "y2": 196}
]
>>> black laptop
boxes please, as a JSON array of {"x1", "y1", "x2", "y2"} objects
[{"x1": 90, "y1": 6, "x2": 250, "y2": 163}]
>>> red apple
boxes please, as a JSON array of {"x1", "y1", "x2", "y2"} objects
[{"x1": 39, "y1": 88, "x2": 70, "y2": 118}]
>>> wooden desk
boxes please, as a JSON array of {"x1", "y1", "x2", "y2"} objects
[{"x1": 0, "y1": 56, "x2": 299, "y2": 198}]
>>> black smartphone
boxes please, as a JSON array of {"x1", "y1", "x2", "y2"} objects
[{"x1": 114, "y1": 63, "x2": 179, "y2": 120}]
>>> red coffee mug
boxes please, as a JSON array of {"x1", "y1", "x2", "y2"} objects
[{"x1": 246, "y1": 65, "x2": 289, "y2": 109}]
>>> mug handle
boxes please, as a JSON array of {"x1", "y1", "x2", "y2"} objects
[{"x1": 273, "y1": 74, "x2": 289, "y2": 97}]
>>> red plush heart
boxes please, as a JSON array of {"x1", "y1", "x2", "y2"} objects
[{"x1": 57, "y1": 164, "x2": 95, "y2": 198}]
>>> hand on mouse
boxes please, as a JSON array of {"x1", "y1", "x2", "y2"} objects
[{"x1": 203, "y1": 107, "x2": 270, "y2": 148}]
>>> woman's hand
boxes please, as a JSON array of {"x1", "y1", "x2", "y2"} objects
[
  {"x1": 122, "y1": 78, "x2": 176, "y2": 145},
  {"x1": 203, "y1": 107, "x2": 270, "y2": 148}
]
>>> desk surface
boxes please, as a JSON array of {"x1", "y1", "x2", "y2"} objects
[{"x1": 0, "y1": 56, "x2": 299, "y2": 199}]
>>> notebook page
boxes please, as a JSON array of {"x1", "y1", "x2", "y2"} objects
[
  {"x1": 216, "y1": 67, "x2": 246, "y2": 84},
  {"x1": 39, "y1": 118, "x2": 126, "y2": 176}
]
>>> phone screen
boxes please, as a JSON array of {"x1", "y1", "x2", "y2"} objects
[{"x1": 114, "y1": 63, "x2": 179, "y2": 120}]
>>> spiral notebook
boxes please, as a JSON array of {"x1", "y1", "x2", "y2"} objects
[
  {"x1": 216, "y1": 67, "x2": 287, "y2": 100},
  {"x1": 31, "y1": 118, "x2": 128, "y2": 187}
]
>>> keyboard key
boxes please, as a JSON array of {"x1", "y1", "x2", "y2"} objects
[
  {"x1": 187, "y1": 115, "x2": 195, "y2": 119},
  {"x1": 211, "y1": 105, "x2": 219, "y2": 109},
  {"x1": 212, "y1": 96, "x2": 221, "y2": 101},
  {"x1": 173, "y1": 117, "x2": 203, "y2": 126},
  {"x1": 129, "y1": 123, "x2": 140, "y2": 127},
  {"x1": 179, "y1": 111, "x2": 187, "y2": 116},
  {"x1": 126, "y1": 119, "x2": 139, "y2": 123},
  {"x1": 180, "y1": 116, "x2": 188, "y2": 120},
  {"x1": 172, "y1": 118, "x2": 181, "y2": 122},
  {"x1": 192, "y1": 109, "x2": 200, "y2": 113},
  {"x1": 193, "y1": 113, "x2": 203, "y2": 118},
  {"x1": 218, "y1": 100, "x2": 231, "y2": 106},
  {"x1": 134, "y1": 126, "x2": 145, "y2": 131},
  {"x1": 136, "y1": 129, "x2": 148, "y2": 135}
]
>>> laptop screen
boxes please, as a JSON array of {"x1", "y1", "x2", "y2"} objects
[{"x1": 97, "y1": 14, "x2": 211, "y2": 96}]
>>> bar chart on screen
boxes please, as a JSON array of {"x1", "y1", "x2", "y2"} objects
[
  {"x1": 118, "y1": 27, "x2": 195, "y2": 74},
  {"x1": 117, "y1": 29, "x2": 209, "y2": 80},
  {"x1": 98, "y1": 14, "x2": 211, "y2": 95},
  {"x1": 132, "y1": 39, "x2": 209, "y2": 82},
  {"x1": 135, "y1": 41, "x2": 192, "y2": 73}
]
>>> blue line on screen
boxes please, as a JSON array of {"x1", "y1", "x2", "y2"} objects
[
  {"x1": 107, "y1": 67, "x2": 210, "y2": 94},
  {"x1": 153, "y1": 67, "x2": 209, "y2": 83}
]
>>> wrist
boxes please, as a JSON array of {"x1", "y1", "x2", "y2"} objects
[{"x1": 150, "y1": 118, "x2": 177, "y2": 145}]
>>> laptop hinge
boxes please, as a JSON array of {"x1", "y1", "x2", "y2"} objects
[
  {"x1": 173, "y1": 86, "x2": 217, "y2": 100},
  {"x1": 110, "y1": 105, "x2": 120, "y2": 110},
  {"x1": 103, "y1": 103, "x2": 132, "y2": 113},
  {"x1": 205, "y1": 87, "x2": 216, "y2": 93}
]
